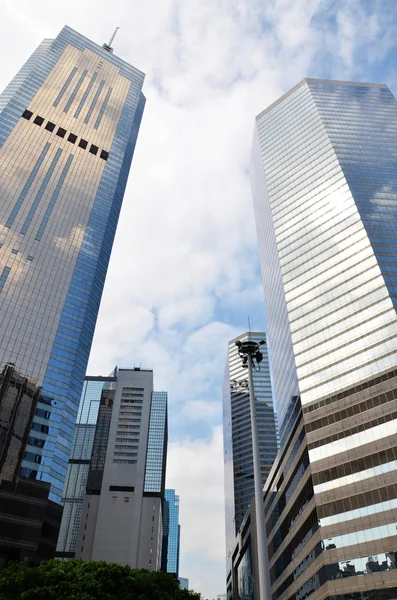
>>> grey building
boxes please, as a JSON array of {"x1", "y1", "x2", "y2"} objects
[
  {"x1": 0, "y1": 26, "x2": 145, "y2": 503},
  {"x1": 76, "y1": 368, "x2": 167, "y2": 571},
  {"x1": 250, "y1": 79, "x2": 397, "y2": 600},
  {"x1": 56, "y1": 375, "x2": 116, "y2": 558},
  {"x1": 223, "y1": 331, "x2": 278, "y2": 581}
]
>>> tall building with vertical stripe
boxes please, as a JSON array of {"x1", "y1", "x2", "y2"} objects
[
  {"x1": 250, "y1": 79, "x2": 397, "y2": 600},
  {"x1": 0, "y1": 26, "x2": 145, "y2": 502},
  {"x1": 223, "y1": 331, "x2": 278, "y2": 578}
]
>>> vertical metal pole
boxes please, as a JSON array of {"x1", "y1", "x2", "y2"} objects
[{"x1": 247, "y1": 356, "x2": 271, "y2": 600}]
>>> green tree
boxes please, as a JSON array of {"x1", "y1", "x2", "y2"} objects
[{"x1": 0, "y1": 559, "x2": 202, "y2": 600}]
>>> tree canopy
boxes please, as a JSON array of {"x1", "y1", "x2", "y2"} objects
[{"x1": 0, "y1": 559, "x2": 202, "y2": 600}]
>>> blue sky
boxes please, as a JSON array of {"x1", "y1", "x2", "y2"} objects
[{"x1": 1, "y1": 0, "x2": 397, "y2": 597}]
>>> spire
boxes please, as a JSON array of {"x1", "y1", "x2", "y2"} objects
[{"x1": 102, "y1": 27, "x2": 119, "y2": 54}]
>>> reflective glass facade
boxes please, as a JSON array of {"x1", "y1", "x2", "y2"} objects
[
  {"x1": 251, "y1": 79, "x2": 397, "y2": 600},
  {"x1": 223, "y1": 331, "x2": 278, "y2": 575},
  {"x1": 56, "y1": 376, "x2": 115, "y2": 557},
  {"x1": 144, "y1": 391, "x2": 168, "y2": 494},
  {"x1": 162, "y1": 489, "x2": 180, "y2": 578},
  {"x1": 0, "y1": 26, "x2": 145, "y2": 502}
]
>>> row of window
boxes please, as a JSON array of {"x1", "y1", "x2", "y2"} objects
[
  {"x1": 306, "y1": 385, "x2": 397, "y2": 433},
  {"x1": 21, "y1": 110, "x2": 109, "y2": 160},
  {"x1": 308, "y1": 407, "x2": 397, "y2": 450},
  {"x1": 304, "y1": 369, "x2": 397, "y2": 414},
  {"x1": 313, "y1": 444, "x2": 397, "y2": 487}
]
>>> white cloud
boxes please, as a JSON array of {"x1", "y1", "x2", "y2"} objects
[
  {"x1": 167, "y1": 427, "x2": 225, "y2": 596},
  {"x1": 1, "y1": 1, "x2": 397, "y2": 598}
]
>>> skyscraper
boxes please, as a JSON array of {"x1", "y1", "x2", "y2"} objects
[
  {"x1": 162, "y1": 489, "x2": 181, "y2": 579},
  {"x1": 56, "y1": 375, "x2": 116, "y2": 558},
  {"x1": 223, "y1": 332, "x2": 278, "y2": 577},
  {"x1": 76, "y1": 368, "x2": 168, "y2": 571},
  {"x1": 0, "y1": 26, "x2": 145, "y2": 502},
  {"x1": 251, "y1": 80, "x2": 397, "y2": 600}
]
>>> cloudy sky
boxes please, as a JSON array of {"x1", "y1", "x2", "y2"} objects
[{"x1": 1, "y1": 0, "x2": 397, "y2": 596}]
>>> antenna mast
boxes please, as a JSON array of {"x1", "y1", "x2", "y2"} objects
[{"x1": 103, "y1": 27, "x2": 120, "y2": 54}]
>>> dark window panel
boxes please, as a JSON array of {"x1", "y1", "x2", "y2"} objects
[
  {"x1": 100, "y1": 150, "x2": 109, "y2": 161},
  {"x1": 45, "y1": 121, "x2": 56, "y2": 132},
  {"x1": 33, "y1": 116, "x2": 44, "y2": 126},
  {"x1": 67, "y1": 133, "x2": 77, "y2": 144},
  {"x1": 89, "y1": 144, "x2": 98, "y2": 155},
  {"x1": 79, "y1": 139, "x2": 88, "y2": 149},
  {"x1": 22, "y1": 109, "x2": 33, "y2": 120},
  {"x1": 56, "y1": 127, "x2": 67, "y2": 138}
]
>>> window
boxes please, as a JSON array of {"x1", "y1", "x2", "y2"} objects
[
  {"x1": 22, "y1": 109, "x2": 33, "y2": 120},
  {"x1": 67, "y1": 133, "x2": 77, "y2": 144},
  {"x1": 33, "y1": 115, "x2": 44, "y2": 126},
  {"x1": 124, "y1": 497, "x2": 130, "y2": 503},
  {"x1": 100, "y1": 150, "x2": 109, "y2": 161},
  {"x1": 45, "y1": 121, "x2": 56, "y2": 132},
  {"x1": 112, "y1": 496, "x2": 118, "y2": 503},
  {"x1": 27, "y1": 255, "x2": 33, "y2": 261},
  {"x1": 11, "y1": 249, "x2": 18, "y2": 254},
  {"x1": 56, "y1": 127, "x2": 67, "y2": 138},
  {"x1": 89, "y1": 144, "x2": 98, "y2": 155},
  {"x1": 79, "y1": 138, "x2": 88, "y2": 149}
]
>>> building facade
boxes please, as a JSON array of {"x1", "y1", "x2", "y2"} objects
[
  {"x1": 55, "y1": 375, "x2": 116, "y2": 558},
  {"x1": 223, "y1": 331, "x2": 278, "y2": 579},
  {"x1": 76, "y1": 368, "x2": 168, "y2": 571},
  {"x1": 0, "y1": 364, "x2": 40, "y2": 484},
  {"x1": 250, "y1": 79, "x2": 397, "y2": 600},
  {"x1": 179, "y1": 577, "x2": 189, "y2": 590},
  {"x1": 0, "y1": 364, "x2": 62, "y2": 566},
  {"x1": 162, "y1": 489, "x2": 180, "y2": 578},
  {"x1": 0, "y1": 26, "x2": 145, "y2": 502}
]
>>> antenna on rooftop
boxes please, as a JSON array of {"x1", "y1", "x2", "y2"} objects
[{"x1": 103, "y1": 27, "x2": 119, "y2": 54}]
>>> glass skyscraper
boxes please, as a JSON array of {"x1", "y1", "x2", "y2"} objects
[
  {"x1": 223, "y1": 331, "x2": 278, "y2": 577},
  {"x1": 0, "y1": 26, "x2": 145, "y2": 502},
  {"x1": 56, "y1": 375, "x2": 116, "y2": 558},
  {"x1": 162, "y1": 489, "x2": 180, "y2": 578},
  {"x1": 251, "y1": 79, "x2": 397, "y2": 600}
]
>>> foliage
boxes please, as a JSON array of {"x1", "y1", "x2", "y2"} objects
[{"x1": 0, "y1": 559, "x2": 202, "y2": 600}]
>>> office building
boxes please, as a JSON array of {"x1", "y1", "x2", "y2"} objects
[
  {"x1": 0, "y1": 478, "x2": 62, "y2": 567},
  {"x1": 0, "y1": 364, "x2": 40, "y2": 484},
  {"x1": 162, "y1": 489, "x2": 180, "y2": 578},
  {"x1": 0, "y1": 26, "x2": 145, "y2": 503},
  {"x1": 179, "y1": 578, "x2": 189, "y2": 590},
  {"x1": 249, "y1": 79, "x2": 397, "y2": 600},
  {"x1": 56, "y1": 375, "x2": 116, "y2": 558},
  {"x1": 76, "y1": 368, "x2": 168, "y2": 571},
  {"x1": 0, "y1": 363, "x2": 62, "y2": 566},
  {"x1": 223, "y1": 331, "x2": 278, "y2": 580}
]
